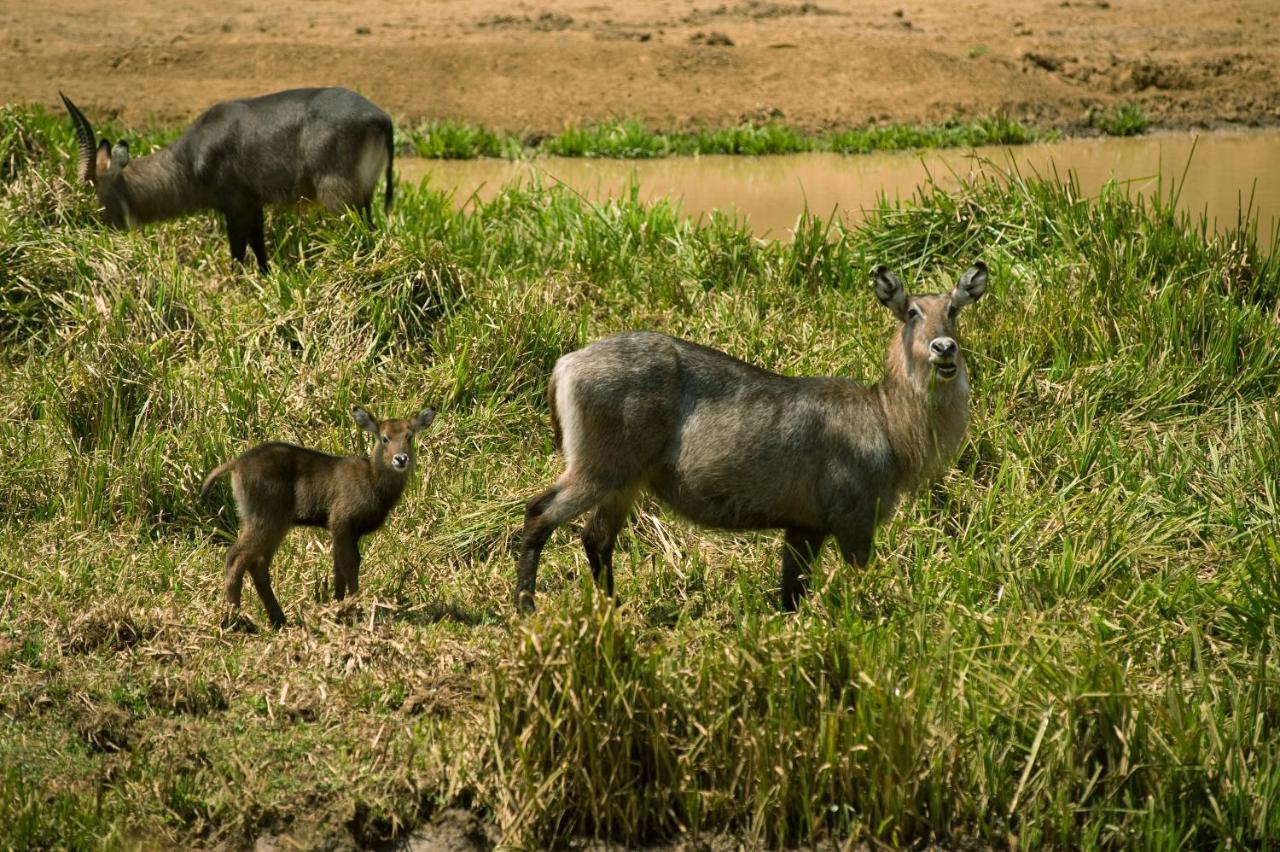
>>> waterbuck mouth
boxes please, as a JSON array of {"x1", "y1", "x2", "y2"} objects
[{"x1": 933, "y1": 362, "x2": 958, "y2": 380}]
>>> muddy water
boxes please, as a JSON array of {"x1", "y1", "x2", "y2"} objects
[{"x1": 398, "y1": 131, "x2": 1280, "y2": 243}]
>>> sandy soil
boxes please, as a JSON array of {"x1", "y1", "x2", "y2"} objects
[{"x1": 2, "y1": 0, "x2": 1278, "y2": 133}]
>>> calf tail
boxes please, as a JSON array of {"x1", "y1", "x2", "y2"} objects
[{"x1": 201, "y1": 460, "x2": 235, "y2": 499}]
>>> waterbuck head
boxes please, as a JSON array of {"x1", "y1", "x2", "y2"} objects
[
  {"x1": 352, "y1": 406, "x2": 436, "y2": 474},
  {"x1": 874, "y1": 262, "x2": 988, "y2": 390},
  {"x1": 60, "y1": 92, "x2": 133, "y2": 229}
]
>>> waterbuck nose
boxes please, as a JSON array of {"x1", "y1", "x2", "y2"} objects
[
  {"x1": 393, "y1": 453, "x2": 409, "y2": 467},
  {"x1": 930, "y1": 338, "x2": 957, "y2": 358}
]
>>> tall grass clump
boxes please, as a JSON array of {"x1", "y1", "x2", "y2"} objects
[
  {"x1": 1, "y1": 105, "x2": 1278, "y2": 849},
  {"x1": 1090, "y1": 103, "x2": 1151, "y2": 137}
]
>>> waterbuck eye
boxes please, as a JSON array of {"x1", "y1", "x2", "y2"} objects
[
  {"x1": 906, "y1": 306, "x2": 922, "y2": 321},
  {"x1": 947, "y1": 304, "x2": 957, "y2": 320},
  {"x1": 381, "y1": 435, "x2": 389, "y2": 444}
]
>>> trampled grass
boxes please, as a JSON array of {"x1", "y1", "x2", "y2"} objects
[{"x1": 2, "y1": 107, "x2": 1279, "y2": 848}]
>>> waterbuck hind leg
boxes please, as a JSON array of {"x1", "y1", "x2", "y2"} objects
[
  {"x1": 780, "y1": 528, "x2": 827, "y2": 611},
  {"x1": 237, "y1": 526, "x2": 287, "y2": 627},
  {"x1": 580, "y1": 490, "x2": 635, "y2": 599},
  {"x1": 223, "y1": 543, "x2": 249, "y2": 609},
  {"x1": 515, "y1": 477, "x2": 611, "y2": 613},
  {"x1": 247, "y1": 554, "x2": 286, "y2": 628}
]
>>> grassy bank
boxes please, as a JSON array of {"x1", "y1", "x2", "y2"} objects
[
  {"x1": 406, "y1": 114, "x2": 1052, "y2": 159},
  {"x1": 6, "y1": 102, "x2": 1066, "y2": 163},
  {"x1": 2, "y1": 106, "x2": 1278, "y2": 849}
]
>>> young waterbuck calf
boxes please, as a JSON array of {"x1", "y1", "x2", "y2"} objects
[
  {"x1": 202, "y1": 406, "x2": 435, "y2": 627},
  {"x1": 515, "y1": 262, "x2": 989, "y2": 612},
  {"x1": 60, "y1": 87, "x2": 394, "y2": 272}
]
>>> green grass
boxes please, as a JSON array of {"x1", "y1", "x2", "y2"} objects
[
  {"x1": 403, "y1": 115, "x2": 1053, "y2": 160},
  {"x1": 1091, "y1": 104, "x2": 1151, "y2": 137},
  {"x1": 2, "y1": 108, "x2": 1279, "y2": 848}
]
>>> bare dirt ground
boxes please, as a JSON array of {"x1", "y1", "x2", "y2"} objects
[{"x1": 3, "y1": 0, "x2": 1278, "y2": 133}]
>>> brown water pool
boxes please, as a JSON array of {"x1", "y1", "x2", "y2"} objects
[{"x1": 398, "y1": 130, "x2": 1280, "y2": 243}]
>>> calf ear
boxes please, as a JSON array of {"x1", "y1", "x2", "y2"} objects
[
  {"x1": 951, "y1": 262, "x2": 989, "y2": 309},
  {"x1": 872, "y1": 266, "x2": 909, "y2": 321},
  {"x1": 351, "y1": 405, "x2": 380, "y2": 435},
  {"x1": 96, "y1": 140, "x2": 112, "y2": 176},
  {"x1": 410, "y1": 408, "x2": 436, "y2": 433}
]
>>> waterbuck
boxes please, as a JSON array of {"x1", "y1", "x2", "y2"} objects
[
  {"x1": 515, "y1": 262, "x2": 989, "y2": 612},
  {"x1": 202, "y1": 406, "x2": 436, "y2": 627},
  {"x1": 59, "y1": 87, "x2": 394, "y2": 272}
]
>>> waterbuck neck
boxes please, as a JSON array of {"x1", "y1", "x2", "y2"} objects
[
  {"x1": 114, "y1": 148, "x2": 201, "y2": 225},
  {"x1": 875, "y1": 329, "x2": 971, "y2": 490},
  {"x1": 366, "y1": 445, "x2": 412, "y2": 509}
]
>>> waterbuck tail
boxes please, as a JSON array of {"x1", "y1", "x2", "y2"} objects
[
  {"x1": 201, "y1": 460, "x2": 236, "y2": 499},
  {"x1": 547, "y1": 372, "x2": 563, "y2": 450},
  {"x1": 383, "y1": 127, "x2": 394, "y2": 212}
]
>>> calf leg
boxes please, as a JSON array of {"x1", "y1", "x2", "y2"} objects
[
  {"x1": 580, "y1": 489, "x2": 636, "y2": 598},
  {"x1": 331, "y1": 526, "x2": 362, "y2": 600},
  {"x1": 223, "y1": 542, "x2": 249, "y2": 610},
  {"x1": 515, "y1": 475, "x2": 613, "y2": 613},
  {"x1": 780, "y1": 528, "x2": 827, "y2": 611},
  {"x1": 233, "y1": 526, "x2": 288, "y2": 628}
]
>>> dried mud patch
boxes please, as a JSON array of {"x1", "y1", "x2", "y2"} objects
[
  {"x1": 144, "y1": 671, "x2": 230, "y2": 716},
  {"x1": 682, "y1": 1, "x2": 841, "y2": 24},
  {"x1": 61, "y1": 604, "x2": 161, "y2": 655},
  {"x1": 74, "y1": 701, "x2": 135, "y2": 753}
]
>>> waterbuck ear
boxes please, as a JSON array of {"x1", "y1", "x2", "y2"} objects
[
  {"x1": 950, "y1": 261, "x2": 989, "y2": 310},
  {"x1": 410, "y1": 408, "x2": 436, "y2": 433},
  {"x1": 110, "y1": 140, "x2": 130, "y2": 170},
  {"x1": 351, "y1": 405, "x2": 379, "y2": 435},
  {"x1": 872, "y1": 265, "x2": 909, "y2": 321},
  {"x1": 95, "y1": 140, "x2": 112, "y2": 177}
]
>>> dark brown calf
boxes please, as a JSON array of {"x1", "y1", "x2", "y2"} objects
[{"x1": 202, "y1": 405, "x2": 435, "y2": 627}]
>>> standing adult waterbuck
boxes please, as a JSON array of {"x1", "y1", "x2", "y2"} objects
[
  {"x1": 59, "y1": 87, "x2": 394, "y2": 272},
  {"x1": 515, "y1": 262, "x2": 989, "y2": 612}
]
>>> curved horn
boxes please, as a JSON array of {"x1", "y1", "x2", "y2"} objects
[{"x1": 59, "y1": 91, "x2": 98, "y2": 184}]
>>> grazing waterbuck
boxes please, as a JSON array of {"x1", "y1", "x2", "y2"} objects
[
  {"x1": 60, "y1": 87, "x2": 394, "y2": 272},
  {"x1": 202, "y1": 406, "x2": 436, "y2": 627},
  {"x1": 515, "y1": 262, "x2": 989, "y2": 612}
]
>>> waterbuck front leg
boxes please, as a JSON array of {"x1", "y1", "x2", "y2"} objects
[
  {"x1": 331, "y1": 525, "x2": 362, "y2": 601},
  {"x1": 833, "y1": 515, "x2": 876, "y2": 570},
  {"x1": 223, "y1": 197, "x2": 268, "y2": 273},
  {"x1": 780, "y1": 528, "x2": 827, "y2": 611},
  {"x1": 247, "y1": 205, "x2": 268, "y2": 273}
]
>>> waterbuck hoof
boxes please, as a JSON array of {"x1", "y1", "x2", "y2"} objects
[{"x1": 221, "y1": 610, "x2": 260, "y2": 634}]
